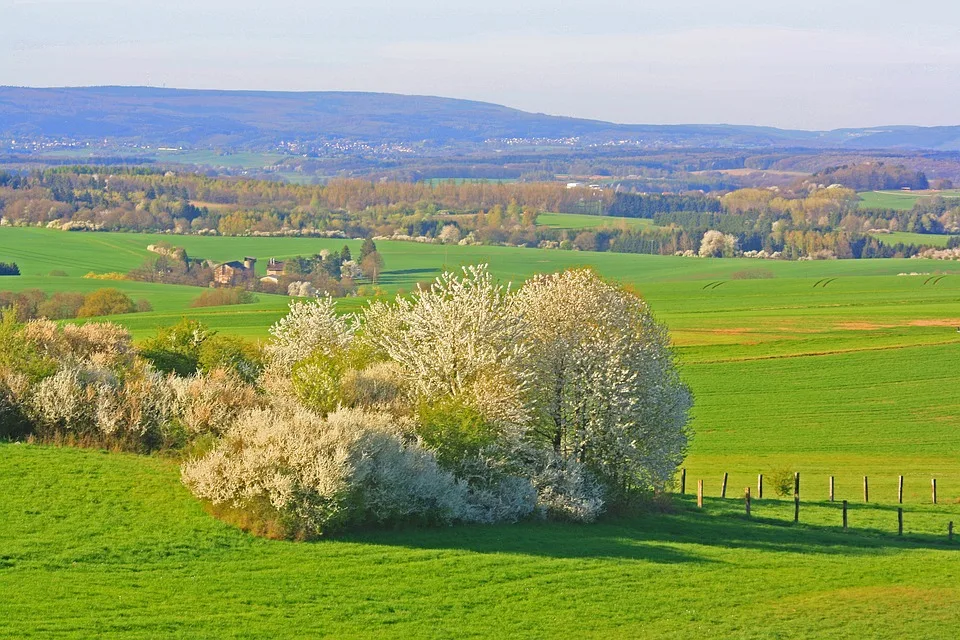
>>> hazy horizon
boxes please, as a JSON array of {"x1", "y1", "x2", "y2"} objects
[{"x1": 3, "y1": 0, "x2": 958, "y2": 130}]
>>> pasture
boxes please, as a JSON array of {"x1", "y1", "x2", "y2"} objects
[
  {"x1": 857, "y1": 189, "x2": 960, "y2": 210},
  {"x1": 870, "y1": 231, "x2": 957, "y2": 247},
  {"x1": 534, "y1": 212, "x2": 653, "y2": 230},
  {"x1": 1, "y1": 227, "x2": 960, "y2": 637}
]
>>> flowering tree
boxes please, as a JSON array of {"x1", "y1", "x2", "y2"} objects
[
  {"x1": 361, "y1": 264, "x2": 530, "y2": 428},
  {"x1": 513, "y1": 269, "x2": 691, "y2": 493},
  {"x1": 698, "y1": 230, "x2": 737, "y2": 257}
]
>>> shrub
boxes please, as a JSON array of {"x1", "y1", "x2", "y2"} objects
[
  {"x1": 265, "y1": 296, "x2": 353, "y2": 373},
  {"x1": 182, "y1": 406, "x2": 472, "y2": 538},
  {"x1": 731, "y1": 268, "x2": 775, "y2": 280},
  {"x1": 134, "y1": 298, "x2": 154, "y2": 312},
  {"x1": 139, "y1": 319, "x2": 210, "y2": 376},
  {"x1": 76, "y1": 288, "x2": 135, "y2": 317},
  {"x1": 529, "y1": 454, "x2": 604, "y2": 522},
  {"x1": 36, "y1": 292, "x2": 86, "y2": 320},
  {"x1": 770, "y1": 469, "x2": 795, "y2": 497},
  {"x1": 290, "y1": 349, "x2": 347, "y2": 415},
  {"x1": 0, "y1": 376, "x2": 32, "y2": 440},
  {"x1": 340, "y1": 361, "x2": 408, "y2": 411},
  {"x1": 415, "y1": 396, "x2": 499, "y2": 470},
  {"x1": 190, "y1": 287, "x2": 256, "y2": 308},
  {"x1": 169, "y1": 368, "x2": 261, "y2": 438},
  {"x1": 0, "y1": 262, "x2": 20, "y2": 276},
  {"x1": 82, "y1": 272, "x2": 127, "y2": 281},
  {"x1": 23, "y1": 320, "x2": 135, "y2": 369},
  {"x1": 197, "y1": 334, "x2": 263, "y2": 383}
]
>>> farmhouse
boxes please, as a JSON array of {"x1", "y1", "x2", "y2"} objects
[
  {"x1": 213, "y1": 257, "x2": 256, "y2": 286},
  {"x1": 266, "y1": 258, "x2": 285, "y2": 277}
]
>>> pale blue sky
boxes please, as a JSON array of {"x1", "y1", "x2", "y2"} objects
[{"x1": 2, "y1": 0, "x2": 958, "y2": 129}]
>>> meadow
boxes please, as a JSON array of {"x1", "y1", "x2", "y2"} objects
[
  {"x1": 534, "y1": 212, "x2": 654, "y2": 230},
  {"x1": 857, "y1": 189, "x2": 960, "y2": 210},
  {"x1": 1, "y1": 227, "x2": 959, "y2": 637},
  {"x1": 870, "y1": 231, "x2": 957, "y2": 247}
]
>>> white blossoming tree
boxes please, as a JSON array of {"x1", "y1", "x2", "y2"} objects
[
  {"x1": 361, "y1": 264, "x2": 530, "y2": 428},
  {"x1": 698, "y1": 229, "x2": 738, "y2": 258},
  {"x1": 513, "y1": 269, "x2": 691, "y2": 495}
]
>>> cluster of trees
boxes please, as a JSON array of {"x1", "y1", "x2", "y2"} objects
[
  {"x1": 3, "y1": 167, "x2": 959, "y2": 262},
  {"x1": 0, "y1": 168, "x2": 607, "y2": 235},
  {"x1": 807, "y1": 162, "x2": 929, "y2": 191},
  {"x1": 0, "y1": 262, "x2": 19, "y2": 276},
  {"x1": 0, "y1": 266, "x2": 691, "y2": 537},
  {"x1": 127, "y1": 239, "x2": 385, "y2": 298},
  {"x1": 0, "y1": 287, "x2": 151, "y2": 322}
]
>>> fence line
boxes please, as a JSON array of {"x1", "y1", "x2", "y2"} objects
[{"x1": 677, "y1": 469, "x2": 955, "y2": 542}]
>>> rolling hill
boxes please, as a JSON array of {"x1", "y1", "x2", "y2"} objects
[{"x1": 4, "y1": 86, "x2": 960, "y2": 151}]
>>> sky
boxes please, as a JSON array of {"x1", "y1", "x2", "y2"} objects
[{"x1": 2, "y1": 0, "x2": 958, "y2": 130}]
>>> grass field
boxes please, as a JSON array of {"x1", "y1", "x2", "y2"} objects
[
  {"x1": 870, "y1": 231, "x2": 957, "y2": 247},
  {"x1": 857, "y1": 189, "x2": 960, "y2": 211},
  {"x1": 534, "y1": 212, "x2": 653, "y2": 230},
  {"x1": 2, "y1": 444, "x2": 958, "y2": 639},
  {"x1": 2, "y1": 227, "x2": 960, "y2": 636}
]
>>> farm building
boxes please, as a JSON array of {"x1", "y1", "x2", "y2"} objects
[
  {"x1": 266, "y1": 258, "x2": 285, "y2": 277},
  {"x1": 213, "y1": 257, "x2": 256, "y2": 286}
]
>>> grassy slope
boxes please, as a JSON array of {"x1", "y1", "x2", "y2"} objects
[
  {"x1": 857, "y1": 189, "x2": 960, "y2": 211},
  {"x1": 534, "y1": 212, "x2": 653, "y2": 230},
  {"x1": 871, "y1": 231, "x2": 956, "y2": 247},
  {"x1": 2, "y1": 228, "x2": 960, "y2": 636},
  {"x1": 1, "y1": 444, "x2": 958, "y2": 639}
]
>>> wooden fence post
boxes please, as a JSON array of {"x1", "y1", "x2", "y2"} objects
[
  {"x1": 745, "y1": 487, "x2": 751, "y2": 517},
  {"x1": 863, "y1": 476, "x2": 869, "y2": 503},
  {"x1": 950, "y1": 521, "x2": 954, "y2": 543},
  {"x1": 932, "y1": 478, "x2": 937, "y2": 505},
  {"x1": 898, "y1": 507, "x2": 903, "y2": 536},
  {"x1": 794, "y1": 472, "x2": 800, "y2": 500},
  {"x1": 758, "y1": 474, "x2": 763, "y2": 499},
  {"x1": 794, "y1": 495, "x2": 800, "y2": 523},
  {"x1": 697, "y1": 479, "x2": 703, "y2": 508},
  {"x1": 721, "y1": 472, "x2": 728, "y2": 499},
  {"x1": 680, "y1": 468, "x2": 686, "y2": 495},
  {"x1": 842, "y1": 500, "x2": 848, "y2": 530},
  {"x1": 898, "y1": 475, "x2": 903, "y2": 504},
  {"x1": 829, "y1": 476, "x2": 834, "y2": 502}
]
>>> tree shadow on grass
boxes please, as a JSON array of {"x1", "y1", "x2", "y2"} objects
[
  {"x1": 341, "y1": 497, "x2": 958, "y2": 563},
  {"x1": 375, "y1": 268, "x2": 438, "y2": 286}
]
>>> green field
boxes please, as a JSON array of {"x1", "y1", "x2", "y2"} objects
[
  {"x1": 535, "y1": 212, "x2": 653, "y2": 230},
  {"x1": 2, "y1": 227, "x2": 960, "y2": 637},
  {"x1": 870, "y1": 231, "x2": 957, "y2": 247},
  {"x1": 2, "y1": 444, "x2": 958, "y2": 638},
  {"x1": 857, "y1": 189, "x2": 960, "y2": 211}
]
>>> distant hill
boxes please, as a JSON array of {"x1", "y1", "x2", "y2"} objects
[{"x1": 2, "y1": 86, "x2": 960, "y2": 151}]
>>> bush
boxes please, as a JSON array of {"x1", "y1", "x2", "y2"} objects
[
  {"x1": 731, "y1": 268, "x2": 775, "y2": 280},
  {"x1": 76, "y1": 288, "x2": 135, "y2": 317},
  {"x1": 197, "y1": 334, "x2": 263, "y2": 383},
  {"x1": 36, "y1": 292, "x2": 85, "y2": 320},
  {"x1": 190, "y1": 287, "x2": 257, "y2": 308},
  {"x1": 134, "y1": 298, "x2": 154, "y2": 312},
  {"x1": 169, "y1": 368, "x2": 261, "y2": 438},
  {"x1": 139, "y1": 319, "x2": 210, "y2": 376},
  {"x1": 415, "y1": 396, "x2": 499, "y2": 470},
  {"x1": 769, "y1": 469, "x2": 795, "y2": 497},
  {"x1": 182, "y1": 406, "x2": 472, "y2": 538}
]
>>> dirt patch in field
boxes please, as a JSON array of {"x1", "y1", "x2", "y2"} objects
[
  {"x1": 708, "y1": 327, "x2": 753, "y2": 334},
  {"x1": 908, "y1": 318, "x2": 960, "y2": 327},
  {"x1": 837, "y1": 322, "x2": 893, "y2": 330}
]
